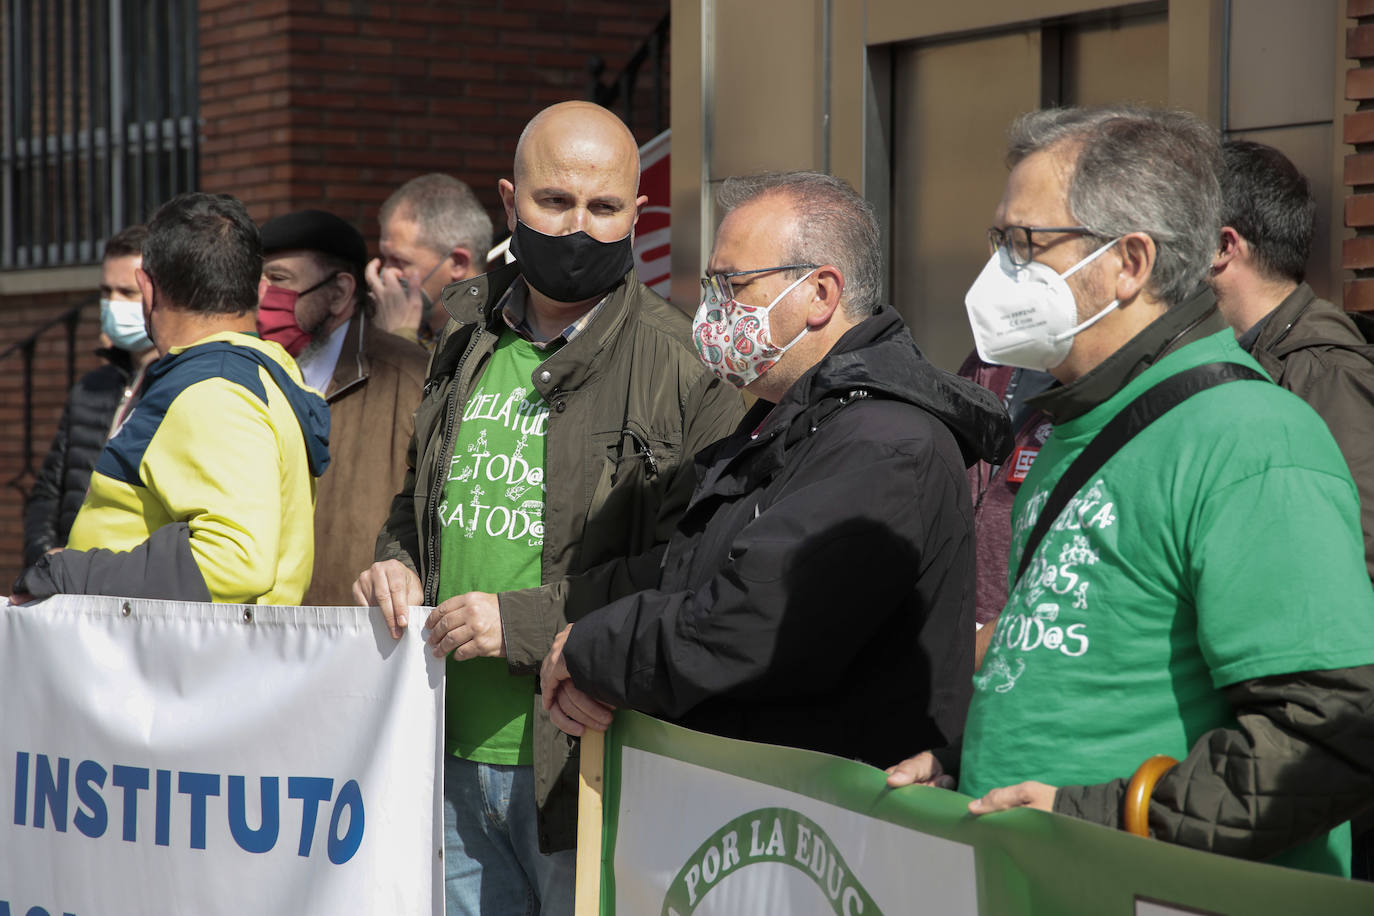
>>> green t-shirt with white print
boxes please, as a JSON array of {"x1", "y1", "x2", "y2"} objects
[
  {"x1": 437, "y1": 329, "x2": 553, "y2": 765},
  {"x1": 960, "y1": 330, "x2": 1374, "y2": 876}
]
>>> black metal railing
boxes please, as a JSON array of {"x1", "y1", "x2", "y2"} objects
[
  {"x1": 588, "y1": 13, "x2": 669, "y2": 137},
  {"x1": 1, "y1": 0, "x2": 199, "y2": 269},
  {"x1": 0, "y1": 301, "x2": 89, "y2": 493}
]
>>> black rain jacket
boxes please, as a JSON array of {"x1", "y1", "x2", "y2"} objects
[
  {"x1": 23, "y1": 348, "x2": 140, "y2": 568},
  {"x1": 560, "y1": 306, "x2": 1012, "y2": 768}
]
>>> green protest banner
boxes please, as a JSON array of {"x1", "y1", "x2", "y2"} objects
[{"x1": 577, "y1": 712, "x2": 1374, "y2": 915}]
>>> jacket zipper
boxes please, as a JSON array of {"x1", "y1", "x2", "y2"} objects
[
  {"x1": 423, "y1": 325, "x2": 486, "y2": 604},
  {"x1": 622, "y1": 425, "x2": 659, "y2": 476}
]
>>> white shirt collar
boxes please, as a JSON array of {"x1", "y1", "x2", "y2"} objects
[{"x1": 297, "y1": 318, "x2": 351, "y2": 396}]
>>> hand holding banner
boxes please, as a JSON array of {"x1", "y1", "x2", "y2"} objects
[
  {"x1": 587, "y1": 712, "x2": 1374, "y2": 915},
  {"x1": 1, "y1": 596, "x2": 444, "y2": 916}
]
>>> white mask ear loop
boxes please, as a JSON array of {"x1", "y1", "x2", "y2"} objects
[
  {"x1": 1059, "y1": 236, "x2": 1122, "y2": 281},
  {"x1": 766, "y1": 269, "x2": 819, "y2": 350},
  {"x1": 1049, "y1": 236, "x2": 1124, "y2": 344},
  {"x1": 1050, "y1": 298, "x2": 1121, "y2": 343}
]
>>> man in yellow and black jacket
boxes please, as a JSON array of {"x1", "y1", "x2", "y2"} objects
[{"x1": 14, "y1": 193, "x2": 330, "y2": 606}]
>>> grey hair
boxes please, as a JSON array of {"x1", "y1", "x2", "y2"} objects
[
  {"x1": 717, "y1": 171, "x2": 882, "y2": 319},
  {"x1": 1006, "y1": 106, "x2": 1222, "y2": 308},
  {"x1": 380, "y1": 173, "x2": 493, "y2": 262}
]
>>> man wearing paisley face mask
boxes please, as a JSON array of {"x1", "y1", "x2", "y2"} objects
[
  {"x1": 353, "y1": 101, "x2": 743, "y2": 915},
  {"x1": 537, "y1": 171, "x2": 1010, "y2": 811},
  {"x1": 887, "y1": 106, "x2": 1374, "y2": 877},
  {"x1": 23, "y1": 225, "x2": 158, "y2": 568},
  {"x1": 259, "y1": 209, "x2": 428, "y2": 607}
]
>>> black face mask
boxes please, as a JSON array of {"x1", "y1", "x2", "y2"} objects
[{"x1": 510, "y1": 218, "x2": 634, "y2": 304}]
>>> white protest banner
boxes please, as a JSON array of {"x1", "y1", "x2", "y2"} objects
[{"x1": 0, "y1": 595, "x2": 443, "y2": 916}]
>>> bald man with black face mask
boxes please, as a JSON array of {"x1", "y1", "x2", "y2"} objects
[{"x1": 353, "y1": 102, "x2": 744, "y2": 914}]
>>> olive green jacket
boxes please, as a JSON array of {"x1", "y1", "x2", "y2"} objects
[{"x1": 375, "y1": 263, "x2": 745, "y2": 851}]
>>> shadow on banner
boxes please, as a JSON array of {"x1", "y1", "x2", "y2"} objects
[
  {"x1": 575, "y1": 711, "x2": 1374, "y2": 915},
  {"x1": 0, "y1": 595, "x2": 444, "y2": 916}
]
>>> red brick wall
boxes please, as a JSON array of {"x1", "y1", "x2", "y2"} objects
[
  {"x1": 1345, "y1": 0, "x2": 1374, "y2": 308},
  {"x1": 0, "y1": 290, "x2": 104, "y2": 586},
  {"x1": 0, "y1": 1, "x2": 670, "y2": 585},
  {"x1": 198, "y1": 0, "x2": 672, "y2": 243}
]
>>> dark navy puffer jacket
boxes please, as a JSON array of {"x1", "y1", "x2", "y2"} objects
[{"x1": 22, "y1": 348, "x2": 139, "y2": 567}]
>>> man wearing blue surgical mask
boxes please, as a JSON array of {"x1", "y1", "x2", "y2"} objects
[
  {"x1": 353, "y1": 101, "x2": 743, "y2": 915},
  {"x1": 23, "y1": 224, "x2": 158, "y2": 567}
]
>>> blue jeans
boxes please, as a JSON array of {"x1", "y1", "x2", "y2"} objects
[{"x1": 443, "y1": 755, "x2": 576, "y2": 916}]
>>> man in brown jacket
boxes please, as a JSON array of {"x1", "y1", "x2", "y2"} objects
[
  {"x1": 258, "y1": 209, "x2": 429, "y2": 606},
  {"x1": 352, "y1": 102, "x2": 743, "y2": 914},
  {"x1": 1210, "y1": 139, "x2": 1374, "y2": 582}
]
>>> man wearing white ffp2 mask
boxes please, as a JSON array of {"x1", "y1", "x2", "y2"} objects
[
  {"x1": 964, "y1": 232, "x2": 1123, "y2": 371},
  {"x1": 890, "y1": 105, "x2": 1374, "y2": 879}
]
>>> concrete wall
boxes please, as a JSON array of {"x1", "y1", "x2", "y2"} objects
[{"x1": 671, "y1": 0, "x2": 1354, "y2": 369}]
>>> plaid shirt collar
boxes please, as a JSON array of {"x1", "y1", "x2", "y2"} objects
[{"x1": 497, "y1": 278, "x2": 607, "y2": 350}]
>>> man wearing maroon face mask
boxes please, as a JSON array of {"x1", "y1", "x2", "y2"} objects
[{"x1": 259, "y1": 209, "x2": 429, "y2": 606}]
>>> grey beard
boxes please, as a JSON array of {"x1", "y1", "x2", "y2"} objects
[
  {"x1": 296, "y1": 314, "x2": 337, "y2": 363},
  {"x1": 297, "y1": 334, "x2": 328, "y2": 364}
]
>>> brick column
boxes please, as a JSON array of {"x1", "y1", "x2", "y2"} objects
[
  {"x1": 198, "y1": 0, "x2": 294, "y2": 217},
  {"x1": 1344, "y1": 0, "x2": 1374, "y2": 309},
  {"x1": 197, "y1": 0, "x2": 670, "y2": 243}
]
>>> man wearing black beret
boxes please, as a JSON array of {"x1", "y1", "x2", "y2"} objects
[{"x1": 259, "y1": 208, "x2": 429, "y2": 605}]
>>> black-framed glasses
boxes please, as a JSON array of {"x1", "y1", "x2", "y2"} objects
[
  {"x1": 988, "y1": 225, "x2": 1098, "y2": 267},
  {"x1": 700, "y1": 264, "x2": 818, "y2": 304}
]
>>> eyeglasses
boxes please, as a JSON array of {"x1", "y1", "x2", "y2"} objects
[
  {"x1": 700, "y1": 264, "x2": 818, "y2": 304},
  {"x1": 988, "y1": 225, "x2": 1098, "y2": 267}
]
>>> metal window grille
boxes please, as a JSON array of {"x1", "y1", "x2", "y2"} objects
[
  {"x1": 588, "y1": 13, "x2": 669, "y2": 139},
  {"x1": 1, "y1": 0, "x2": 198, "y2": 270}
]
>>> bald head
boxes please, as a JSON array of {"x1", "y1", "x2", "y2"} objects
[
  {"x1": 512, "y1": 101, "x2": 641, "y2": 192},
  {"x1": 499, "y1": 101, "x2": 647, "y2": 253}
]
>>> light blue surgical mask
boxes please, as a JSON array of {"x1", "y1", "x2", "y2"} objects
[
  {"x1": 100, "y1": 297, "x2": 153, "y2": 352},
  {"x1": 399, "y1": 255, "x2": 449, "y2": 313}
]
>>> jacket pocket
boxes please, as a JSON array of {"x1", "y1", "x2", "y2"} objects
[{"x1": 581, "y1": 424, "x2": 678, "y2": 565}]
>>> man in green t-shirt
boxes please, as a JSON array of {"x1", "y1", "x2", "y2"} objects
[
  {"x1": 353, "y1": 102, "x2": 743, "y2": 914},
  {"x1": 886, "y1": 105, "x2": 1374, "y2": 876}
]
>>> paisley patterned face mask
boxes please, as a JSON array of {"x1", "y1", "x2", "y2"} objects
[{"x1": 692, "y1": 265, "x2": 817, "y2": 388}]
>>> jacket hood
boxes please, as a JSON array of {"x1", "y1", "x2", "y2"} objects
[
  {"x1": 149, "y1": 339, "x2": 332, "y2": 478},
  {"x1": 797, "y1": 307, "x2": 1012, "y2": 467}
]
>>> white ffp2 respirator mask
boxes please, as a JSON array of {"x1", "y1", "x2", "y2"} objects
[{"x1": 963, "y1": 238, "x2": 1122, "y2": 371}]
